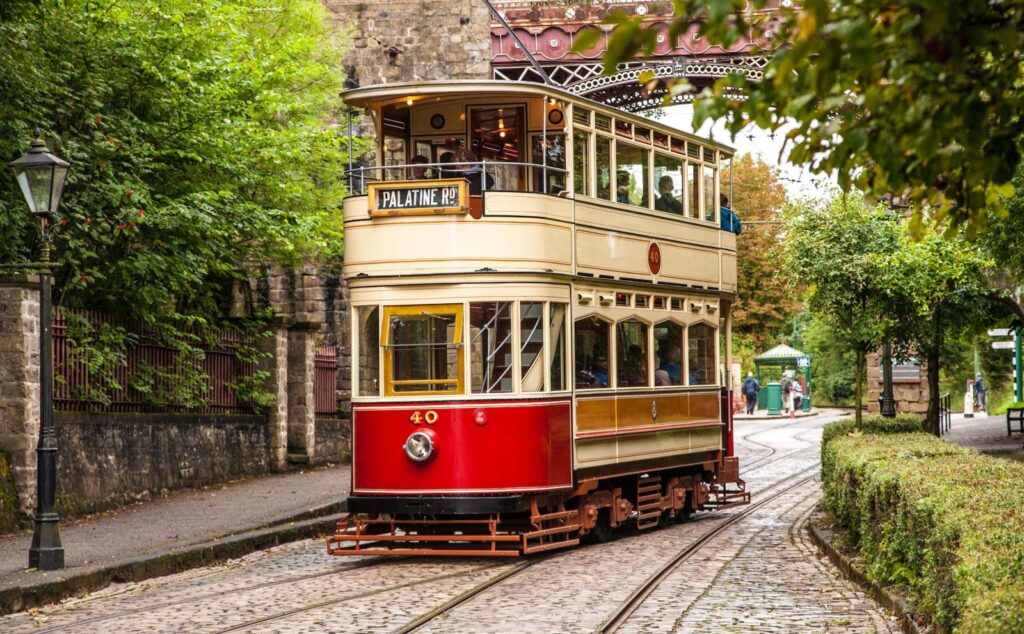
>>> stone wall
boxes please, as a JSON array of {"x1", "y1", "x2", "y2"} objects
[
  {"x1": 55, "y1": 413, "x2": 269, "y2": 517},
  {"x1": 0, "y1": 451, "x2": 20, "y2": 533},
  {"x1": 866, "y1": 352, "x2": 930, "y2": 416},
  {"x1": 324, "y1": 0, "x2": 492, "y2": 89},
  {"x1": 0, "y1": 275, "x2": 40, "y2": 517}
]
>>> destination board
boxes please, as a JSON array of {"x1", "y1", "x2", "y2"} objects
[{"x1": 368, "y1": 179, "x2": 469, "y2": 217}]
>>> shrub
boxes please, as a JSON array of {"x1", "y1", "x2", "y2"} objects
[
  {"x1": 822, "y1": 432, "x2": 1024, "y2": 632},
  {"x1": 820, "y1": 413, "x2": 922, "y2": 457}
]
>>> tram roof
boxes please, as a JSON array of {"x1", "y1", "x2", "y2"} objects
[{"x1": 341, "y1": 80, "x2": 735, "y2": 156}]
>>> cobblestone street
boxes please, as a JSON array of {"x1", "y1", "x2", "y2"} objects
[{"x1": 0, "y1": 412, "x2": 895, "y2": 633}]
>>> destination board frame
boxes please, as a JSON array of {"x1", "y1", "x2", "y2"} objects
[{"x1": 368, "y1": 178, "x2": 470, "y2": 217}]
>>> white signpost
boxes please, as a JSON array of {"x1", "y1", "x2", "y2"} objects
[
  {"x1": 988, "y1": 328, "x2": 1012, "y2": 337},
  {"x1": 992, "y1": 340, "x2": 1015, "y2": 350}
]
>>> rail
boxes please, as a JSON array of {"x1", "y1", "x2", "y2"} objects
[
  {"x1": 939, "y1": 392, "x2": 952, "y2": 435},
  {"x1": 345, "y1": 160, "x2": 570, "y2": 197}
]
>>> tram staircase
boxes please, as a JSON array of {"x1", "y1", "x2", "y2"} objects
[
  {"x1": 475, "y1": 302, "x2": 544, "y2": 393},
  {"x1": 636, "y1": 475, "x2": 665, "y2": 530}
]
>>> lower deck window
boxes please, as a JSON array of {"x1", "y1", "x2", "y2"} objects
[
  {"x1": 384, "y1": 305, "x2": 463, "y2": 396},
  {"x1": 688, "y1": 323, "x2": 716, "y2": 386},
  {"x1": 575, "y1": 316, "x2": 611, "y2": 389},
  {"x1": 470, "y1": 302, "x2": 513, "y2": 394}
]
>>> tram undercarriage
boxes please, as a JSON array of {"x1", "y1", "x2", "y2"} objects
[{"x1": 326, "y1": 458, "x2": 749, "y2": 557}]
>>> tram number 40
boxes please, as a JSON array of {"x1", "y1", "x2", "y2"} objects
[{"x1": 409, "y1": 410, "x2": 438, "y2": 425}]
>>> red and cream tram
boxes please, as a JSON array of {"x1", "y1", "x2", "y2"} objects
[{"x1": 327, "y1": 80, "x2": 748, "y2": 557}]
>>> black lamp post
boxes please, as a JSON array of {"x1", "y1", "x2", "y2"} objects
[
  {"x1": 7, "y1": 134, "x2": 69, "y2": 571},
  {"x1": 879, "y1": 341, "x2": 897, "y2": 418}
]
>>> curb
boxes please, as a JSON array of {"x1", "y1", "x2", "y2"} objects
[
  {"x1": 0, "y1": 504, "x2": 345, "y2": 616},
  {"x1": 805, "y1": 517, "x2": 922, "y2": 634}
]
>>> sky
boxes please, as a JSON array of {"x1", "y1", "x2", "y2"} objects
[{"x1": 660, "y1": 105, "x2": 836, "y2": 201}]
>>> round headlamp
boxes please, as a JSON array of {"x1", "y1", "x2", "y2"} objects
[{"x1": 404, "y1": 430, "x2": 435, "y2": 462}]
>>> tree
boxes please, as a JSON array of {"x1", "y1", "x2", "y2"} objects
[
  {"x1": 0, "y1": 0, "x2": 364, "y2": 330},
  {"x1": 782, "y1": 196, "x2": 901, "y2": 426},
  {"x1": 589, "y1": 0, "x2": 1024, "y2": 235},
  {"x1": 885, "y1": 231, "x2": 995, "y2": 434},
  {"x1": 724, "y1": 154, "x2": 800, "y2": 351}
]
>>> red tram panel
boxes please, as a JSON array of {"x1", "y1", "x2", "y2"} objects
[{"x1": 351, "y1": 399, "x2": 573, "y2": 494}]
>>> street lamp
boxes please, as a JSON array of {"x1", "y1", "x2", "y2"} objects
[{"x1": 8, "y1": 134, "x2": 68, "y2": 570}]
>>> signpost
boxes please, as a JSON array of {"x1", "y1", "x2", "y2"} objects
[
  {"x1": 992, "y1": 341, "x2": 1015, "y2": 350},
  {"x1": 988, "y1": 328, "x2": 1012, "y2": 337}
]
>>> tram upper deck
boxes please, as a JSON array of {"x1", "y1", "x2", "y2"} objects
[{"x1": 342, "y1": 81, "x2": 736, "y2": 293}]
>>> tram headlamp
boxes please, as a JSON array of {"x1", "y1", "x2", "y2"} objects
[{"x1": 404, "y1": 430, "x2": 435, "y2": 462}]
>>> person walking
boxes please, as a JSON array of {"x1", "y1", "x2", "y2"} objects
[
  {"x1": 975, "y1": 373, "x2": 987, "y2": 412},
  {"x1": 742, "y1": 372, "x2": 760, "y2": 415}
]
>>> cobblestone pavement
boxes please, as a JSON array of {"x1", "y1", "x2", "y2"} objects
[{"x1": 0, "y1": 411, "x2": 895, "y2": 633}]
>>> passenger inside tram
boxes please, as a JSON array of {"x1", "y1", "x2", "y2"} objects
[
  {"x1": 409, "y1": 155, "x2": 430, "y2": 180},
  {"x1": 655, "y1": 175, "x2": 683, "y2": 214}
]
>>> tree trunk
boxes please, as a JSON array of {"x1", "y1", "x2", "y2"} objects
[
  {"x1": 926, "y1": 307, "x2": 942, "y2": 436},
  {"x1": 855, "y1": 348, "x2": 864, "y2": 428}
]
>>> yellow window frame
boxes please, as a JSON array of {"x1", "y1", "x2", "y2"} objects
[{"x1": 382, "y1": 304, "x2": 464, "y2": 397}]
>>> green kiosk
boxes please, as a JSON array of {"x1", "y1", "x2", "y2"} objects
[{"x1": 753, "y1": 344, "x2": 812, "y2": 414}]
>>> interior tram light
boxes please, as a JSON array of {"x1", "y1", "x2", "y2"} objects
[
  {"x1": 405, "y1": 97, "x2": 414, "y2": 106},
  {"x1": 404, "y1": 430, "x2": 435, "y2": 462}
]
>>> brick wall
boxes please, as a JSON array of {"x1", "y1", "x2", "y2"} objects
[{"x1": 866, "y1": 351, "x2": 930, "y2": 416}]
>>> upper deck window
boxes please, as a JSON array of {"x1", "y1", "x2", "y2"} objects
[
  {"x1": 703, "y1": 165, "x2": 717, "y2": 222},
  {"x1": 615, "y1": 119, "x2": 633, "y2": 139},
  {"x1": 531, "y1": 133, "x2": 566, "y2": 194},
  {"x1": 573, "y1": 131, "x2": 590, "y2": 197},
  {"x1": 615, "y1": 143, "x2": 650, "y2": 208},
  {"x1": 573, "y1": 106, "x2": 592, "y2": 128},
  {"x1": 671, "y1": 137, "x2": 686, "y2": 155},
  {"x1": 383, "y1": 305, "x2": 463, "y2": 396},
  {"x1": 654, "y1": 131, "x2": 670, "y2": 150},
  {"x1": 654, "y1": 153, "x2": 684, "y2": 215},
  {"x1": 596, "y1": 135, "x2": 612, "y2": 200},
  {"x1": 595, "y1": 113, "x2": 612, "y2": 132},
  {"x1": 687, "y1": 162, "x2": 700, "y2": 218},
  {"x1": 470, "y1": 105, "x2": 525, "y2": 192}
]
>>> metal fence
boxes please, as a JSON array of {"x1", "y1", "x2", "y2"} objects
[
  {"x1": 314, "y1": 345, "x2": 339, "y2": 416},
  {"x1": 53, "y1": 308, "x2": 258, "y2": 414},
  {"x1": 939, "y1": 392, "x2": 952, "y2": 435}
]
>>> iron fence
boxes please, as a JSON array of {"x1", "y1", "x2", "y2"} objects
[
  {"x1": 53, "y1": 308, "x2": 258, "y2": 414},
  {"x1": 939, "y1": 392, "x2": 952, "y2": 435},
  {"x1": 315, "y1": 344, "x2": 339, "y2": 416}
]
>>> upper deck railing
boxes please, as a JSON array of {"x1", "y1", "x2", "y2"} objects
[{"x1": 346, "y1": 161, "x2": 570, "y2": 197}]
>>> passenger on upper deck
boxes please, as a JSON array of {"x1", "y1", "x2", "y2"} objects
[
  {"x1": 655, "y1": 175, "x2": 683, "y2": 214},
  {"x1": 410, "y1": 155, "x2": 430, "y2": 180},
  {"x1": 720, "y1": 194, "x2": 742, "y2": 235},
  {"x1": 616, "y1": 172, "x2": 630, "y2": 204}
]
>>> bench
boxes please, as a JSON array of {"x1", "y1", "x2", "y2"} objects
[{"x1": 1008, "y1": 408, "x2": 1024, "y2": 435}]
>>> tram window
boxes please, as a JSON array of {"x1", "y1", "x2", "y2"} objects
[
  {"x1": 549, "y1": 303, "x2": 568, "y2": 391},
  {"x1": 635, "y1": 295, "x2": 649, "y2": 309},
  {"x1": 575, "y1": 316, "x2": 611, "y2": 389},
  {"x1": 703, "y1": 166, "x2": 717, "y2": 222},
  {"x1": 653, "y1": 296, "x2": 667, "y2": 310},
  {"x1": 615, "y1": 119, "x2": 632, "y2": 139},
  {"x1": 654, "y1": 131, "x2": 670, "y2": 150},
  {"x1": 383, "y1": 305, "x2": 463, "y2": 396},
  {"x1": 671, "y1": 137, "x2": 686, "y2": 155},
  {"x1": 615, "y1": 144, "x2": 650, "y2": 208},
  {"x1": 573, "y1": 131, "x2": 590, "y2": 196},
  {"x1": 531, "y1": 134, "x2": 566, "y2": 194},
  {"x1": 687, "y1": 163, "x2": 700, "y2": 218},
  {"x1": 687, "y1": 323, "x2": 716, "y2": 386},
  {"x1": 470, "y1": 106, "x2": 525, "y2": 192},
  {"x1": 573, "y1": 106, "x2": 591, "y2": 127},
  {"x1": 687, "y1": 143, "x2": 700, "y2": 159},
  {"x1": 670, "y1": 297, "x2": 684, "y2": 311},
  {"x1": 615, "y1": 292, "x2": 632, "y2": 307},
  {"x1": 635, "y1": 127, "x2": 651, "y2": 142},
  {"x1": 356, "y1": 306, "x2": 380, "y2": 397},
  {"x1": 616, "y1": 320, "x2": 649, "y2": 387},
  {"x1": 653, "y1": 321, "x2": 683, "y2": 386},
  {"x1": 596, "y1": 136, "x2": 612, "y2": 200},
  {"x1": 383, "y1": 136, "x2": 407, "y2": 180},
  {"x1": 520, "y1": 302, "x2": 545, "y2": 392},
  {"x1": 469, "y1": 302, "x2": 514, "y2": 394},
  {"x1": 653, "y1": 153, "x2": 684, "y2": 215},
  {"x1": 595, "y1": 113, "x2": 611, "y2": 132}
]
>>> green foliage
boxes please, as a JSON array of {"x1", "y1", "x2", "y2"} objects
[
  {"x1": 0, "y1": 451, "x2": 21, "y2": 533},
  {"x1": 64, "y1": 313, "x2": 138, "y2": 406},
  {"x1": 822, "y1": 431, "x2": 1024, "y2": 633},
  {"x1": 593, "y1": 0, "x2": 1024, "y2": 235},
  {"x1": 819, "y1": 413, "x2": 922, "y2": 456},
  {"x1": 0, "y1": 0, "x2": 363, "y2": 331},
  {"x1": 802, "y1": 315, "x2": 857, "y2": 405}
]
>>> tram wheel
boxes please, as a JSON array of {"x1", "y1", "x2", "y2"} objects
[{"x1": 586, "y1": 510, "x2": 614, "y2": 544}]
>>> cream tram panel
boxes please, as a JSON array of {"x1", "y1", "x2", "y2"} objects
[
  {"x1": 575, "y1": 229, "x2": 722, "y2": 287},
  {"x1": 343, "y1": 201, "x2": 574, "y2": 278}
]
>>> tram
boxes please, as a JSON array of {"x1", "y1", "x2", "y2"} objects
[{"x1": 326, "y1": 80, "x2": 748, "y2": 557}]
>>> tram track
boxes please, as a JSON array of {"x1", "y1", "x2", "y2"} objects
[{"x1": 597, "y1": 463, "x2": 823, "y2": 633}]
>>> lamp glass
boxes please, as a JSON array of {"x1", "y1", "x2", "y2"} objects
[{"x1": 13, "y1": 163, "x2": 66, "y2": 215}]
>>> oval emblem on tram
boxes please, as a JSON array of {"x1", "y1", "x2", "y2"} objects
[{"x1": 648, "y1": 242, "x2": 662, "y2": 275}]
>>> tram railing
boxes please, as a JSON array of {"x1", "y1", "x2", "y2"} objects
[{"x1": 345, "y1": 161, "x2": 569, "y2": 197}]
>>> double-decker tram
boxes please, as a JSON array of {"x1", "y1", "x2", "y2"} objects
[{"x1": 327, "y1": 80, "x2": 749, "y2": 557}]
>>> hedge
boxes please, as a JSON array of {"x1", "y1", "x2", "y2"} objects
[
  {"x1": 820, "y1": 413, "x2": 923, "y2": 457},
  {"x1": 822, "y1": 427, "x2": 1024, "y2": 633}
]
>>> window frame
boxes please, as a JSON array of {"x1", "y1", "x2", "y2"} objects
[
  {"x1": 381, "y1": 303, "x2": 465, "y2": 397},
  {"x1": 652, "y1": 318, "x2": 685, "y2": 388},
  {"x1": 685, "y1": 320, "x2": 718, "y2": 387}
]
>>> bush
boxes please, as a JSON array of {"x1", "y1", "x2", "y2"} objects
[
  {"x1": 820, "y1": 413, "x2": 922, "y2": 457},
  {"x1": 822, "y1": 431, "x2": 1024, "y2": 633}
]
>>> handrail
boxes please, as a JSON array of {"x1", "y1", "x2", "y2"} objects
[{"x1": 345, "y1": 160, "x2": 569, "y2": 196}]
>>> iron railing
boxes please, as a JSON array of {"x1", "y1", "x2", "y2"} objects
[
  {"x1": 939, "y1": 392, "x2": 952, "y2": 435},
  {"x1": 315, "y1": 344, "x2": 339, "y2": 416},
  {"x1": 346, "y1": 161, "x2": 570, "y2": 197},
  {"x1": 53, "y1": 309, "x2": 257, "y2": 414}
]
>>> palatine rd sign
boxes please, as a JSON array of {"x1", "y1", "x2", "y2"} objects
[{"x1": 368, "y1": 179, "x2": 469, "y2": 217}]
